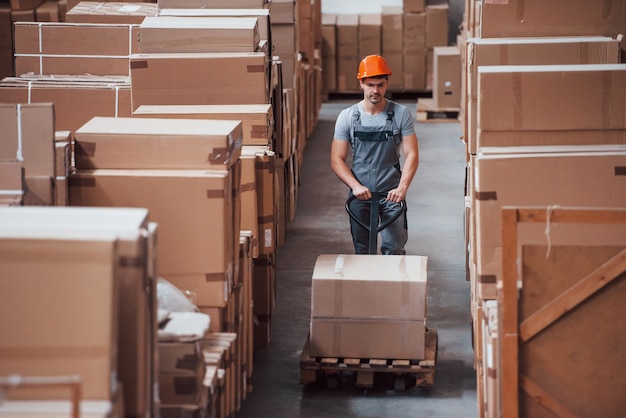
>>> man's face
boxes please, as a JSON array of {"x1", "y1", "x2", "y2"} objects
[{"x1": 360, "y1": 77, "x2": 388, "y2": 105}]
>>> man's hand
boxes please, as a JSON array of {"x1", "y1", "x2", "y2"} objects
[
  {"x1": 352, "y1": 184, "x2": 372, "y2": 201},
  {"x1": 386, "y1": 187, "x2": 406, "y2": 203}
]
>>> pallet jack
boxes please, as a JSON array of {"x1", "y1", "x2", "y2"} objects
[{"x1": 299, "y1": 194, "x2": 438, "y2": 391}]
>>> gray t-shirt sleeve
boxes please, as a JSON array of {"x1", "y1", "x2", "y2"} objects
[
  {"x1": 396, "y1": 105, "x2": 416, "y2": 137},
  {"x1": 333, "y1": 107, "x2": 353, "y2": 141}
]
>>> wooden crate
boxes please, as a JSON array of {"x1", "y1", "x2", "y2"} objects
[{"x1": 499, "y1": 207, "x2": 626, "y2": 417}]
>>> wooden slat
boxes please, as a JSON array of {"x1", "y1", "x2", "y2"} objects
[
  {"x1": 520, "y1": 375, "x2": 578, "y2": 418},
  {"x1": 515, "y1": 206, "x2": 626, "y2": 225},
  {"x1": 501, "y1": 208, "x2": 520, "y2": 418},
  {"x1": 520, "y1": 248, "x2": 626, "y2": 343}
]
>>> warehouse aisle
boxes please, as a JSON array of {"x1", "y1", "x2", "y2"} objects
[{"x1": 237, "y1": 100, "x2": 476, "y2": 418}]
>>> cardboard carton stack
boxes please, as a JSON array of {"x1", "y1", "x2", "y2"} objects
[
  {"x1": 0, "y1": 1, "x2": 325, "y2": 415},
  {"x1": 0, "y1": 206, "x2": 158, "y2": 418},
  {"x1": 322, "y1": 0, "x2": 449, "y2": 94},
  {"x1": 67, "y1": 115, "x2": 244, "y2": 416},
  {"x1": 310, "y1": 254, "x2": 429, "y2": 360},
  {"x1": 459, "y1": 1, "x2": 626, "y2": 416},
  {"x1": 0, "y1": 103, "x2": 63, "y2": 206}
]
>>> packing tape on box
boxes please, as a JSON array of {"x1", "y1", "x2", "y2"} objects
[
  {"x1": 333, "y1": 255, "x2": 345, "y2": 317},
  {"x1": 240, "y1": 182, "x2": 256, "y2": 193},
  {"x1": 475, "y1": 191, "x2": 497, "y2": 201},
  {"x1": 512, "y1": 72, "x2": 522, "y2": 130},
  {"x1": 16, "y1": 104, "x2": 24, "y2": 162},
  {"x1": 602, "y1": 71, "x2": 612, "y2": 129},
  {"x1": 206, "y1": 189, "x2": 226, "y2": 199},
  {"x1": 399, "y1": 256, "x2": 412, "y2": 318}
]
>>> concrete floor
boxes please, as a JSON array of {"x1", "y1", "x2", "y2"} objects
[{"x1": 237, "y1": 100, "x2": 477, "y2": 418}]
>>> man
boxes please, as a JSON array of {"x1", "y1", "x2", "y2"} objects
[{"x1": 330, "y1": 54, "x2": 419, "y2": 255}]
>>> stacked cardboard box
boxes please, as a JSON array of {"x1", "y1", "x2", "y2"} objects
[
  {"x1": 323, "y1": 0, "x2": 449, "y2": 94},
  {"x1": 459, "y1": 2, "x2": 626, "y2": 416},
  {"x1": 0, "y1": 103, "x2": 57, "y2": 206},
  {"x1": 68, "y1": 116, "x2": 243, "y2": 415},
  {"x1": 0, "y1": 2, "x2": 323, "y2": 416},
  {"x1": 0, "y1": 206, "x2": 158, "y2": 417},
  {"x1": 310, "y1": 254, "x2": 428, "y2": 360}
]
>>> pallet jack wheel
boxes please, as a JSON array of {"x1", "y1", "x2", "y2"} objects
[
  {"x1": 394, "y1": 376, "x2": 406, "y2": 391},
  {"x1": 326, "y1": 374, "x2": 339, "y2": 390}
]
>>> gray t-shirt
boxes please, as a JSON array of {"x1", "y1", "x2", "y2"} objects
[{"x1": 333, "y1": 100, "x2": 416, "y2": 142}]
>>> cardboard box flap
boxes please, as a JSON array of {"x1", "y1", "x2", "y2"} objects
[{"x1": 158, "y1": 312, "x2": 211, "y2": 342}]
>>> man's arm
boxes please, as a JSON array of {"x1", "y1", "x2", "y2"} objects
[
  {"x1": 386, "y1": 133, "x2": 419, "y2": 203},
  {"x1": 330, "y1": 138, "x2": 372, "y2": 200}
]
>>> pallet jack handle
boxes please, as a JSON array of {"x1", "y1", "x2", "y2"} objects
[{"x1": 345, "y1": 192, "x2": 406, "y2": 255}]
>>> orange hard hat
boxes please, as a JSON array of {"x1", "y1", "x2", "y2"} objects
[{"x1": 357, "y1": 55, "x2": 392, "y2": 79}]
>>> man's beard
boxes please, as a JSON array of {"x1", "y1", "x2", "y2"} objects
[{"x1": 368, "y1": 93, "x2": 382, "y2": 103}]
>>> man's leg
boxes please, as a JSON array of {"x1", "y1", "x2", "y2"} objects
[
  {"x1": 348, "y1": 198, "x2": 373, "y2": 254},
  {"x1": 379, "y1": 200, "x2": 407, "y2": 255}
]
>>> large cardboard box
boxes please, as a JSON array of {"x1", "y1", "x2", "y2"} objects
[
  {"x1": 10, "y1": 0, "x2": 44, "y2": 11},
  {"x1": 0, "y1": 103, "x2": 55, "y2": 178},
  {"x1": 0, "y1": 161, "x2": 23, "y2": 192},
  {"x1": 0, "y1": 206, "x2": 158, "y2": 417},
  {"x1": 133, "y1": 104, "x2": 272, "y2": 147},
  {"x1": 0, "y1": 235, "x2": 120, "y2": 400},
  {"x1": 35, "y1": 0, "x2": 60, "y2": 22},
  {"x1": 130, "y1": 52, "x2": 269, "y2": 109},
  {"x1": 0, "y1": 76, "x2": 132, "y2": 134},
  {"x1": 310, "y1": 319, "x2": 426, "y2": 360},
  {"x1": 473, "y1": 145, "x2": 626, "y2": 300},
  {"x1": 65, "y1": 1, "x2": 158, "y2": 24},
  {"x1": 321, "y1": 13, "x2": 337, "y2": 92},
  {"x1": 433, "y1": 46, "x2": 461, "y2": 109},
  {"x1": 269, "y1": 0, "x2": 294, "y2": 24},
  {"x1": 466, "y1": 36, "x2": 621, "y2": 154},
  {"x1": 138, "y1": 16, "x2": 259, "y2": 53},
  {"x1": 425, "y1": 4, "x2": 448, "y2": 49},
  {"x1": 157, "y1": 8, "x2": 271, "y2": 43},
  {"x1": 403, "y1": 12, "x2": 426, "y2": 91},
  {"x1": 310, "y1": 254, "x2": 428, "y2": 359},
  {"x1": 335, "y1": 14, "x2": 359, "y2": 92},
  {"x1": 480, "y1": 0, "x2": 626, "y2": 38},
  {"x1": 403, "y1": 0, "x2": 424, "y2": 13},
  {"x1": 358, "y1": 14, "x2": 381, "y2": 58},
  {"x1": 239, "y1": 153, "x2": 259, "y2": 250},
  {"x1": 241, "y1": 146, "x2": 275, "y2": 255},
  {"x1": 74, "y1": 116, "x2": 243, "y2": 169},
  {"x1": 69, "y1": 169, "x2": 234, "y2": 289},
  {"x1": 478, "y1": 64, "x2": 626, "y2": 135},
  {"x1": 14, "y1": 22, "x2": 139, "y2": 76},
  {"x1": 381, "y1": 6, "x2": 403, "y2": 90}
]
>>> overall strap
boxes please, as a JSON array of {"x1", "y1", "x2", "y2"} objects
[
  {"x1": 350, "y1": 103, "x2": 361, "y2": 148},
  {"x1": 386, "y1": 101, "x2": 395, "y2": 121}
]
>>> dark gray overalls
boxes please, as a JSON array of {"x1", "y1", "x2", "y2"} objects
[{"x1": 347, "y1": 101, "x2": 408, "y2": 255}]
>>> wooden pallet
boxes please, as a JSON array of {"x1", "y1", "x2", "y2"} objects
[
  {"x1": 300, "y1": 328, "x2": 438, "y2": 391},
  {"x1": 415, "y1": 98, "x2": 459, "y2": 123}
]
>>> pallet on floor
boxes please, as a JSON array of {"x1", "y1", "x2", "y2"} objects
[
  {"x1": 300, "y1": 328, "x2": 437, "y2": 391},
  {"x1": 416, "y1": 98, "x2": 460, "y2": 123}
]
